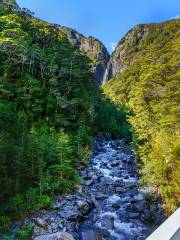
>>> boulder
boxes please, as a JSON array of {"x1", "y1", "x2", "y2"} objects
[
  {"x1": 33, "y1": 217, "x2": 48, "y2": 228},
  {"x1": 134, "y1": 194, "x2": 144, "y2": 202},
  {"x1": 91, "y1": 175, "x2": 99, "y2": 181},
  {"x1": 96, "y1": 193, "x2": 108, "y2": 200},
  {"x1": 128, "y1": 212, "x2": 140, "y2": 218},
  {"x1": 85, "y1": 179, "x2": 94, "y2": 186},
  {"x1": 81, "y1": 230, "x2": 102, "y2": 240},
  {"x1": 140, "y1": 209, "x2": 153, "y2": 223},
  {"x1": 76, "y1": 200, "x2": 90, "y2": 214},
  {"x1": 133, "y1": 201, "x2": 145, "y2": 212},
  {"x1": 58, "y1": 206, "x2": 79, "y2": 221},
  {"x1": 33, "y1": 226, "x2": 47, "y2": 237},
  {"x1": 115, "y1": 187, "x2": 124, "y2": 193},
  {"x1": 112, "y1": 202, "x2": 121, "y2": 209},
  {"x1": 88, "y1": 172, "x2": 95, "y2": 178},
  {"x1": 33, "y1": 232, "x2": 75, "y2": 240}
]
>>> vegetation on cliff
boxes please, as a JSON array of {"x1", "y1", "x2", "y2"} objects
[{"x1": 103, "y1": 19, "x2": 180, "y2": 214}]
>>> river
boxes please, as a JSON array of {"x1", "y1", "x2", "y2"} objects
[{"x1": 30, "y1": 139, "x2": 164, "y2": 240}]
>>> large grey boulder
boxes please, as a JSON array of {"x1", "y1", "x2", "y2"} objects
[{"x1": 33, "y1": 232, "x2": 75, "y2": 240}]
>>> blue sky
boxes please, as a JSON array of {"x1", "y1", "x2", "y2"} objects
[{"x1": 16, "y1": 0, "x2": 180, "y2": 52}]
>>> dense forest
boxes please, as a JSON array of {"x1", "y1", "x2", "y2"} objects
[
  {"x1": 0, "y1": 0, "x2": 179, "y2": 238},
  {"x1": 103, "y1": 19, "x2": 180, "y2": 214},
  {"x1": 0, "y1": 0, "x2": 129, "y2": 234}
]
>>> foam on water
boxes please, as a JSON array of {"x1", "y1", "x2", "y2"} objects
[
  {"x1": 107, "y1": 194, "x2": 121, "y2": 204},
  {"x1": 77, "y1": 140, "x2": 157, "y2": 239}
]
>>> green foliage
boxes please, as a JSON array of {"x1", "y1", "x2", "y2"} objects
[
  {"x1": 94, "y1": 95, "x2": 131, "y2": 139},
  {"x1": 0, "y1": 215, "x2": 10, "y2": 235},
  {"x1": 145, "y1": 192, "x2": 159, "y2": 204},
  {"x1": 16, "y1": 223, "x2": 34, "y2": 240},
  {"x1": 9, "y1": 188, "x2": 51, "y2": 219},
  {"x1": 103, "y1": 19, "x2": 180, "y2": 214},
  {"x1": 0, "y1": 0, "x2": 124, "y2": 229}
]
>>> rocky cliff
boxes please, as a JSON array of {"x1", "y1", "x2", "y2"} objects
[
  {"x1": 103, "y1": 20, "x2": 179, "y2": 82},
  {"x1": 58, "y1": 26, "x2": 110, "y2": 84}
]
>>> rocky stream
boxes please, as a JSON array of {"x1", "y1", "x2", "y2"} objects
[{"x1": 17, "y1": 139, "x2": 165, "y2": 240}]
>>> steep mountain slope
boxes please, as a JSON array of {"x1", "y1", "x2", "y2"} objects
[
  {"x1": 59, "y1": 26, "x2": 110, "y2": 84},
  {"x1": 0, "y1": 0, "x2": 122, "y2": 228},
  {"x1": 1, "y1": 1, "x2": 110, "y2": 84},
  {"x1": 104, "y1": 20, "x2": 180, "y2": 82},
  {"x1": 103, "y1": 19, "x2": 180, "y2": 214}
]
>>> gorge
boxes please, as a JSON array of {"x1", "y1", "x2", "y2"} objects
[{"x1": 0, "y1": 1, "x2": 179, "y2": 239}]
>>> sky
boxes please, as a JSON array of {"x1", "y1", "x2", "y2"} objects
[{"x1": 16, "y1": 0, "x2": 180, "y2": 53}]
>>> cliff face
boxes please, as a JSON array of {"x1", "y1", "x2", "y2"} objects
[
  {"x1": 106, "y1": 24, "x2": 149, "y2": 80},
  {"x1": 103, "y1": 21, "x2": 180, "y2": 82},
  {"x1": 58, "y1": 26, "x2": 110, "y2": 84}
]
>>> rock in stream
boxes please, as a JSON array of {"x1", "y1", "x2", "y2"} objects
[{"x1": 21, "y1": 139, "x2": 165, "y2": 240}]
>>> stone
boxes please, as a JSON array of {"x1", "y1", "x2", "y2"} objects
[
  {"x1": 140, "y1": 209, "x2": 152, "y2": 223},
  {"x1": 91, "y1": 175, "x2": 99, "y2": 181},
  {"x1": 96, "y1": 193, "x2": 108, "y2": 200},
  {"x1": 33, "y1": 226, "x2": 47, "y2": 237},
  {"x1": 128, "y1": 212, "x2": 140, "y2": 218},
  {"x1": 80, "y1": 171, "x2": 88, "y2": 178},
  {"x1": 111, "y1": 161, "x2": 119, "y2": 167},
  {"x1": 33, "y1": 217, "x2": 48, "y2": 228},
  {"x1": 149, "y1": 204, "x2": 157, "y2": 214},
  {"x1": 51, "y1": 200, "x2": 63, "y2": 210},
  {"x1": 85, "y1": 179, "x2": 93, "y2": 186},
  {"x1": 58, "y1": 206, "x2": 79, "y2": 221},
  {"x1": 114, "y1": 180, "x2": 123, "y2": 187},
  {"x1": 115, "y1": 187, "x2": 124, "y2": 193},
  {"x1": 112, "y1": 202, "x2": 121, "y2": 209},
  {"x1": 134, "y1": 194, "x2": 144, "y2": 202},
  {"x1": 76, "y1": 200, "x2": 90, "y2": 214},
  {"x1": 88, "y1": 172, "x2": 95, "y2": 178},
  {"x1": 33, "y1": 232, "x2": 75, "y2": 240},
  {"x1": 126, "y1": 189, "x2": 138, "y2": 197},
  {"x1": 81, "y1": 230, "x2": 102, "y2": 240},
  {"x1": 134, "y1": 201, "x2": 145, "y2": 212}
]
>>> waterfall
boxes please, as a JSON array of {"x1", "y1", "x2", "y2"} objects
[
  {"x1": 102, "y1": 60, "x2": 112, "y2": 84},
  {"x1": 102, "y1": 68, "x2": 108, "y2": 84}
]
